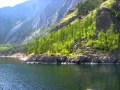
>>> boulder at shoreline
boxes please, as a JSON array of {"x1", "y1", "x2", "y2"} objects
[{"x1": 25, "y1": 54, "x2": 120, "y2": 65}]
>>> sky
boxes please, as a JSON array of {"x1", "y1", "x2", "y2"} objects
[{"x1": 0, "y1": 0, "x2": 29, "y2": 8}]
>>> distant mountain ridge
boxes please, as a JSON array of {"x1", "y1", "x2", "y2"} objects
[{"x1": 0, "y1": 0, "x2": 81, "y2": 44}]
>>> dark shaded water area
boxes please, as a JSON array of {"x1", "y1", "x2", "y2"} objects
[{"x1": 0, "y1": 58, "x2": 120, "y2": 90}]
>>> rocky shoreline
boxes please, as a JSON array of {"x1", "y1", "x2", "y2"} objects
[
  {"x1": 1, "y1": 53, "x2": 120, "y2": 65},
  {"x1": 25, "y1": 54, "x2": 120, "y2": 65}
]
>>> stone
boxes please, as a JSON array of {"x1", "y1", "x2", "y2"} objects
[
  {"x1": 112, "y1": 0, "x2": 120, "y2": 15},
  {"x1": 96, "y1": 8, "x2": 120, "y2": 32},
  {"x1": 75, "y1": 55, "x2": 92, "y2": 64},
  {"x1": 26, "y1": 54, "x2": 67, "y2": 64}
]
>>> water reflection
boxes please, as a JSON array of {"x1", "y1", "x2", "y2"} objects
[
  {"x1": 0, "y1": 58, "x2": 119, "y2": 90},
  {"x1": 72, "y1": 65, "x2": 120, "y2": 90}
]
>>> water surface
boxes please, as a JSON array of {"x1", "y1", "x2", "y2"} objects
[{"x1": 0, "y1": 58, "x2": 120, "y2": 90}]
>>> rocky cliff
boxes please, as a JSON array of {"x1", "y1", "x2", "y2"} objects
[
  {"x1": 25, "y1": 0, "x2": 120, "y2": 64},
  {"x1": 0, "y1": 0, "x2": 81, "y2": 44},
  {"x1": 96, "y1": 0, "x2": 120, "y2": 32}
]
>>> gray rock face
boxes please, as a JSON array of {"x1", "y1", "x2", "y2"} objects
[
  {"x1": 26, "y1": 54, "x2": 120, "y2": 65},
  {"x1": 112, "y1": 0, "x2": 120, "y2": 15},
  {"x1": 73, "y1": 55, "x2": 92, "y2": 64},
  {"x1": 96, "y1": 8, "x2": 120, "y2": 32},
  {"x1": 26, "y1": 54, "x2": 67, "y2": 64},
  {"x1": 70, "y1": 39, "x2": 79, "y2": 53},
  {"x1": 0, "y1": 0, "x2": 81, "y2": 44}
]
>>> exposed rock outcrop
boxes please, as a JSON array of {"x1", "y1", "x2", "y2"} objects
[
  {"x1": 24, "y1": 0, "x2": 120, "y2": 65},
  {"x1": 96, "y1": 8, "x2": 120, "y2": 32},
  {"x1": 0, "y1": 0, "x2": 81, "y2": 44},
  {"x1": 26, "y1": 54, "x2": 67, "y2": 64},
  {"x1": 70, "y1": 39, "x2": 79, "y2": 53},
  {"x1": 25, "y1": 54, "x2": 120, "y2": 65},
  {"x1": 112, "y1": 0, "x2": 120, "y2": 15}
]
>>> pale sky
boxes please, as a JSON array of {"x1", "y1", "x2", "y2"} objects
[{"x1": 0, "y1": 0, "x2": 29, "y2": 8}]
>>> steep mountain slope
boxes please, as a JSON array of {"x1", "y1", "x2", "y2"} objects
[
  {"x1": 0, "y1": 0, "x2": 81, "y2": 44},
  {"x1": 1, "y1": 0, "x2": 120, "y2": 64},
  {"x1": 28, "y1": 0, "x2": 120, "y2": 58}
]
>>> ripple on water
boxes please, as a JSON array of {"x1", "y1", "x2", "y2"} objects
[{"x1": 0, "y1": 58, "x2": 120, "y2": 90}]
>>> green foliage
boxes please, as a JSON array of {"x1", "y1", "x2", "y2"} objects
[
  {"x1": 0, "y1": 0, "x2": 117, "y2": 56},
  {"x1": 78, "y1": 0, "x2": 104, "y2": 17},
  {"x1": 0, "y1": 45, "x2": 13, "y2": 55},
  {"x1": 27, "y1": 0, "x2": 118, "y2": 56},
  {"x1": 100, "y1": 0, "x2": 115, "y2": 9},
  {"x1": 28, "y1": 15, "x2": 96, "y2": 56},
  {"x1": 86, "y1": 39, "x2": 94, "y2": 47},
  {"x1": 94, "y1": 26, "x2": 120, "y2": 52},
  {"x1": 109, "y1": 8, "x2": 120, "y2": 20},
  {"x1": 0, "y1": 43, "x2": 30, "y2": 55}
]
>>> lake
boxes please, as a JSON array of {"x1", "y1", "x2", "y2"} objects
[{"x1": 0, "y1": 58, "x2": 120, "y2": 90}]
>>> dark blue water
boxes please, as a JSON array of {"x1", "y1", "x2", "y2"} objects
[{"x1": 0, "y1": 58, "x2": 120, "y2": 90}]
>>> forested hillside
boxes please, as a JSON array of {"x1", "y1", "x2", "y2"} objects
[
  {"x1": 0, "y1": 0, "x2": 120, "y2": 59},
  {"x1": 28, "y1": 0, "x2": 120, "y2": 57}
]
